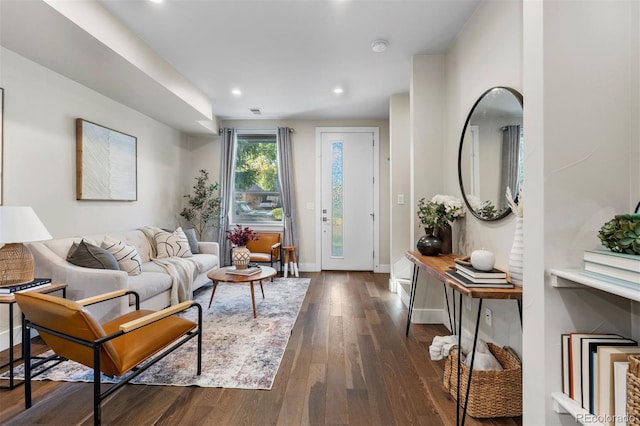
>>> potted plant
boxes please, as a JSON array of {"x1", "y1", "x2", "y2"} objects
[
  {"x1": 226, "y1": 224, "x2": 259, "y2": 269},
  {"x1": 180, "y1": 169, "x2": 222, "y2": 240},
  {"x1": 416, "y1": 194, "x2": 465, "y2": 254}
]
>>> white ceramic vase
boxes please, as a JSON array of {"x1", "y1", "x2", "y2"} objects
[
  {"x1": 232, "y1": 246, "x2": 251, "y2": 269},
  {"x1": 508, "y1": 217, "x2": 524, "y2": 286}
]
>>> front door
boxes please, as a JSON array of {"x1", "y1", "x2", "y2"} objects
[{"x1": 320, "y1": 130, "x2": 375, "y2": 270}]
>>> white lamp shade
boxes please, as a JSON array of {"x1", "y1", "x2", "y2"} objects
[{"x1": 0, "y1": 206, "x2": 52, "y2": 243}]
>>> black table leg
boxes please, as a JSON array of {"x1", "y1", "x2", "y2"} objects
[
  {"x1": 517, "y1": 300, "x2": 522, "y2": 327},
  {"x1": 461, "y1": 298, "x2": 483, "y2": 426},
  {"x1": 455, "y1": 293, "x2": 463, "y2": 426},
  {"x1": 405, "y1": 264, "x2": 419, "y2": 336},
  {"x1": 443, "y1": 284, "x2": 454, "y2": 333}
]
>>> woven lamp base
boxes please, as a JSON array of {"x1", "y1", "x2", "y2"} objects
[{"x1": 0, "y1": 243, "x2": 35, "y2": 287}]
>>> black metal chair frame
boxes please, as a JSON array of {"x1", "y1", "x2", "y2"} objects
[{"x1": 21, "y1": 291, "x2": 202, "y2": 426}]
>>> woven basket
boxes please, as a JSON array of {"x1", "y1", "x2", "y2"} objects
[
  {"x1": 443, "y1": 342, "x2": 522, "y2": 418},
  {"x1": 628, "y1": 355, "x2": 640, "y2": 426}
]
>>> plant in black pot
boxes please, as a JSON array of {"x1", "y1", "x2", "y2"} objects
[{"x1": 416, "y1": 195, "x2": 465, "y2": 256}]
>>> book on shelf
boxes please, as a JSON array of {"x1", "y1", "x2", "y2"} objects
[
  {"x1": 567, "y1": 333, "x2": 618, "y2": 403},
  {"x1": 583, "y1": 249, "x2": 640, "y2": 273},
  {"x1": 455, "y1": 268, "x2": 509, "y2": 284},
  {"x1": 583, "y1": 261, "x2": 640, "y2": 284},
  {"x1": 596, "y1": 345, "x2": 640, "y2": 420},
  {"x1": 445, "y1": 270, "x2": 514, "y2": 288},
  {"x1": 0, "y1": 278, "x2": 52, "y2": 294},
  {"x1": 613, "y1": 361, "x2": 629, "y2": 426},
  {"x1": 581, "y1": 337, "x2": 636, "y2": 412},
  {"x1": 561, "y1": 334, "x2": 571, "y2": 395},
  {"x1": 453, "y1": 262, "x2": 507, "y2": 279},
  {"x1": 226, "y1": 266, "x2": 261, "y2": 276}
]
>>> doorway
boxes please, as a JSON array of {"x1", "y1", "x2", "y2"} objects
[{"x1": 316, "y1": 127, "x2": 379, "y2": 271}]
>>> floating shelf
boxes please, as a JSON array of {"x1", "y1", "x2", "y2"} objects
[
  {"x1": 549, "y1": 268, "x2": 640, "y2": 302},
  {"x1": 551, "y1": 392, "x2": 605, "y2": 426}
]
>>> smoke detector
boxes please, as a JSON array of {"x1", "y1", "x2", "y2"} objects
[{"x1": 371, "y1": 39, "x2": 388, "y2": 53}]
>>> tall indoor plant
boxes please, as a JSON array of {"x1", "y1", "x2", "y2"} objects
[{"x1": 180, "y1": 169, "x2": 222, "y2": 240}]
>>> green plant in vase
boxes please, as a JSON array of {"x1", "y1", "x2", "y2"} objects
[
  {"x1": 416, "y1": 194, "x2": 465, "y2": 254},
  {"x1": 180, "y1": 169, "x2": 222, "y2": 240}
]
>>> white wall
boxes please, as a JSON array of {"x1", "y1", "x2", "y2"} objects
[
  {"x1": 0, "y1": 47, "x2": 195, "y2": 350},
  {"x1": 221, "y1": 118, "x2": 390, "y2": 271},
  {"x1": 389, "y1": 94, "x2": 412, "y2": 282},
  {"x1": 442, "y1": 0, "x2": 523, "y2": 351},
  {"x1": 524, "y1": 1, "x2": 640, "y2": 423}
]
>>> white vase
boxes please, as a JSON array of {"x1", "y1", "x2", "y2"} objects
[
  {"x1": 509, "y1": 216, "x2": 524, "y2": 286},
  {"x1": 232, "y1": 246, "x2": 251, "y2": 269}
]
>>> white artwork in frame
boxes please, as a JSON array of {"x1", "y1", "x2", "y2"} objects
[{"x1": 76, "y1": 119, "x2": 137, "y2": 201}]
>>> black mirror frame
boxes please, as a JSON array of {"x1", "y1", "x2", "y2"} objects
[{"x1": 457, "y1": 86, "x2": 523, "y2": 222}]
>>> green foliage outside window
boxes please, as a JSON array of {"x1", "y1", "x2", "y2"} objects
[{"x1": 234, "y1": 137, "x2": 278, "y2": 192}]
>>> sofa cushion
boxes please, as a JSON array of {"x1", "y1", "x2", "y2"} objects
[
  {"x1": 183, "y1": 228, "x2": 200, "y2": 254},
  {"x1": 126, "y1": 271, "x2": 172, "y2": 304},
  {"x1": 66, "y1": 240, "x2": 120, "y2": 270},
  {"x1": 101, "y1": 236, "x2": 142, "y2": 276},
  {"x1": 191, "y1": 253, "x2": 218, "y2": 273},
  {"x1": 154, "y1": 227, "x2": 192, "y2": 258}
]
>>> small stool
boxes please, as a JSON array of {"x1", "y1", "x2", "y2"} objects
[{"x1": 282, "y1": 246, "x2": 299, "y2": 278}]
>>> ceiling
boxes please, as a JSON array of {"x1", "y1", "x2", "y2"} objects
[{"x1": 1, "y1": 0, "x2": 480, "y2": 133}]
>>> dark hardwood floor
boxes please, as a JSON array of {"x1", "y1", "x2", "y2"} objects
[{"x1": 0, "y1": 271, "x2": 521, "y2": 425}]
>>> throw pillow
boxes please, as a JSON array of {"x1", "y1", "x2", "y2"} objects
[
  {"x1": 154, "y1": 227, "x2": 193, "y2": 258},
  {"x1": 66, "y1": 240, "x2": 120, "y2": 270},
  {"x1": 101, "y1": 236, "x2": 142, "y2": 276},
  {"x1": 183, "y1": 228, "x2": 200, "y2": 254}
]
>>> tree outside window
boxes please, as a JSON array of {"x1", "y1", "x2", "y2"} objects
[{"x1": 232, "y1": 131, "x2": 282, "y2": 224}]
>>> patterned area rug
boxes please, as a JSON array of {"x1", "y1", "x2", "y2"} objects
[{"x1": 2, "y1": 277, "x2": 310, "y2": 390}]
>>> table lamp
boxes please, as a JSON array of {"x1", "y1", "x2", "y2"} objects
[{"x1": 0, "y1": 206, "x2": 52, "y2": 287}]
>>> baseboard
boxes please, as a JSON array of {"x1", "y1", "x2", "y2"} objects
[
  {"x1": 376, "y1": 264, "x2": 391, "y2": 273},
  {"x1": 0, "y1": 324, "x2": 37, "y2": 352}
]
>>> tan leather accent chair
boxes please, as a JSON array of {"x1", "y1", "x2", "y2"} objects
[
  {"x1": 246, "y1": 232, "x2": 282, "y2": 272},
  {"x1": 16, "y1": 290, "x2": 202, "y2": 426}
]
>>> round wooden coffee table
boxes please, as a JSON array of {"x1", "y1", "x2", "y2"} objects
[{"x1": 207, "y1": 266, "x2": 277, "y2": 318}]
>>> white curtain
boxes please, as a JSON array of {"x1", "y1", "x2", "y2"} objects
[
  {"x1": 277, "y1": 128, "x2": 298, "y2": 253},
  {"x1": 217, "y1": 128, "x2": 236, "y2": 266}
]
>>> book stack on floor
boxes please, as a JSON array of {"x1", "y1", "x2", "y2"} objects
[
  {"x1": 0, "y1": 278, "x2": 52, "y2": 294},
  {"x1": 561, "y1": 332, "x2": 640, "y2": 422},
  {"x1": 583, "y1": 249, "x2": 640, "y2": 285},
  {"x1": 445, "y1": 261, "x2": 514, "y2": 288}
]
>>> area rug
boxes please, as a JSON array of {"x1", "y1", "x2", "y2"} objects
[{"x1": 2, "y1": 277, "x2": 310, "y2": 390}]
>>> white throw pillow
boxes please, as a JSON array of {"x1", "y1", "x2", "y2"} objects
[
  {"x1": 101, "y1": 236, "x2": 142, "y2": 276},
  {"x1": 154, "y1": 227, "x2": 193, "y2": 258}
]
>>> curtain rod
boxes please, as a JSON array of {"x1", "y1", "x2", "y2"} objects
[{"x1": 218, "y1": 128, "x2": 294, "y2": 135}]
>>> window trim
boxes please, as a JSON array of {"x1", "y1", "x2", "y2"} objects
[{"x1": 229, "y1": 129, "x2": 283, "y2": 230}]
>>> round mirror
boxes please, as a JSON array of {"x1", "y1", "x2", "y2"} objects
[{"x1": 457, "y1": 87, "x2": 523, "y2": 221}]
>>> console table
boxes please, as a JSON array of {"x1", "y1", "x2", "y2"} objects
[
  {"x1": 0, "y1": 283, "x2": 67, "y2": 389},
  {"x1": 405, "y1": 251, "x2": 523, "y2": 426}
]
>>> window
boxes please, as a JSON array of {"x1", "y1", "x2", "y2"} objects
[{"x1": 231, "y1": 130, "x2": 282, "y2": 225}]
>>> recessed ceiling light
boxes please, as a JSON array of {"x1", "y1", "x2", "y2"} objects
[
  {"x1": 333, "y1": 87, "x2": 344, "y2": 95},
  {"x1": 371, "y1": 39, "x2": 388, "y2": 53},
  {"x1": 231, "y1": 89, "x2": 242, "y2": 96},
  {"x1": 149, "y1": 0, "x2": 163, "y2": 3}
]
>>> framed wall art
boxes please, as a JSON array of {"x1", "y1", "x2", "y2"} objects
[{"x1": 76, "y1": 118, "x2": 137, "y2": 201}]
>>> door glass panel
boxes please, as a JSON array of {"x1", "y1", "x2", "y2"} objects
[{"x1": 331, "y1": 142, "x2": 343, "y2": 257}]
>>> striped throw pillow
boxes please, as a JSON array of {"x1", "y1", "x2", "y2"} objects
[{"x1": 101, "y1": 236, "x2": 142, "y2": 276}]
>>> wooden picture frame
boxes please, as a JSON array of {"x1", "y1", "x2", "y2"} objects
[
  {"x1": 0, "y1": 88, "x2": 4, "y2": 205},
  {"x1": 76, "y1": 119, "x2": 137, "y2": 201}
]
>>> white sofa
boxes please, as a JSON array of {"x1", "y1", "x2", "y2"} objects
[{"x1": 28, "y1": 229, "x2": 219, "y2": 322}]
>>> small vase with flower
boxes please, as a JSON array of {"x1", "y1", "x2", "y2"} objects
[
  {"x1": 226, "y1": 224, "x2": 259, "y2": 269},
  {"x1": 416, "y1": 194, "x2": 465, "y2": 255}
]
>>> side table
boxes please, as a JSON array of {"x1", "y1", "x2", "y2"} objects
[
  {"x1": 282, "y1": 246, "x2": 299, "y2": 278},
  {"x1": 0, "y1": 282, "x2": 68, "y2": 389}
]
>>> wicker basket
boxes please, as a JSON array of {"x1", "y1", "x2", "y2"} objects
[
  {"x1": 628, "y1": 355, "x2": 640, "y2": 426},
  {"x1": 443, "y1": 342, "x2": 522, "y2": 418}
]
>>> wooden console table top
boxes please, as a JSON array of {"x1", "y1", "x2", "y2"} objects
[{"x1": 405, "y1": 250, "x2": 522, "y2": 300}]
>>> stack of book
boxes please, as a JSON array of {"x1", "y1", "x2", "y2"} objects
[
  {"x1": 561, "y1": 332, "x2": 639, "y2": 419},
  {"x1": 583, "y1": 249, "x2": 640, "y2": 284},
  {"x1": 226, "y1": 266, "x2": 261, "y2": 276},
  {"x1": 0, "y1": 278, "x2": 52, "y2": 294},
  {"x1": 445, "y1": 261, "x2": 513, "y2": 288}
]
